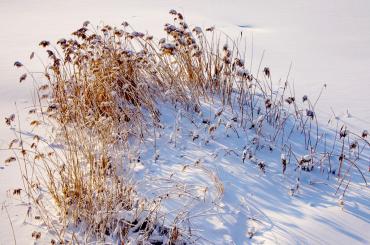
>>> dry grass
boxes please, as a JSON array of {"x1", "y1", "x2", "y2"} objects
[{"x1": 4, "y1": 9, "x2": 369, "y2": 243}]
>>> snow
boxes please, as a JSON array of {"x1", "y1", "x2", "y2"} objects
[
  {"x1": 1, "y1": 0, "x2": 370, "y2": 244},
  {"x1": 124, "y1": 99, "x2": 369, "y2": 244}
]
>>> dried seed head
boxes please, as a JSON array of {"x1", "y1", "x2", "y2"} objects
[
  {"x1": 28, "y1": 108, "x2": 37, "y2": 114},
  {"x1": 169, "y1": 9, "x2": 177, "y2": 15},
  {"x1": 159, "y1": 38, "x2": 166, "y2": 44},
  {"x1": 208, "y1": 124, "x2": 217, "y2": 134},
  {"x1": 13, "y1": 188, "x2": 22, "y2": 195},
  {"x1": 5, "y1": 156, "x2": 16, "y2": 164},
  {"x1": 180, "y1": 21, "x2": 188, "y2": 29},
  {"x1": 299, "y1": 155, "x2": 311, "y2": 164},
  {"x1": 361, "y1": 130, "x2": 368, "y2": 138},
  {"x1": 192, "y1": 131, "x2": 199, "y2": 141},
  {"x1": 31, "y1": 231, "x2": 41, "y2": 240},
  {"x1": 263, "y1": 67, "x2": 270, "y2": 78},
  {"x1": 192, "y1": 26, "x2": 202, "y2": 35},
  {"x1": 206, "y1": 26, "x2": 215, "y2": 32},
  {"x1": 236, "y1": 68, "x2": 249, "y2": 78},
  {"x1": 30, "y1": 120, "x2": 41, "y2": 127},
  {"x1": 306, "y1": 110, "x2": 315, "y2": 119},
  {"x1": 234, "y1": 58, "x2": 244, "y2": 67},
  {"x1": 5, "y1": 114, "x2": 15, "y2": 126},
  {"x1": 57, "y1": 38, "x2": 67, "y2": 46},
  {"x1": 39, "y1": 84, "x2": 49, "y2": 91},
  {"x1": 33, "y1": 135, "x2": 40, "y2": 142},
  {"x1": 285, "y1": 97, "x2": 295, "y2": 104},
  {"x1": 164, "y1": 23, "x2": 177, "y2": 34},
  {"x1": 340, "y1": 127, "x2": 349, "y2": 138},
  {"x1": 339, "y1": 154, "x2": 345, "y2": 161},
  {"x1": 14, "y1": 61, "x2": 23, "y2": 67},
  {"x1": 39, "y1": 40, "x2": 50, "y2": 47},
  {"x1": 21, "y1": 149, "x2": 26, "y2": 156},
  {"x1": 44, "y1": 73, "x2": 51, "y2": 80},
  {"x1": 161, "y1": 43, "x2": 176, "y2": 55},
  {"x1": 350, "y1": 141, "x2": 358, "y2": 150},
  {"x1": 192, "y1": 50, "x2": 202, "y2": 57},
  {"x1": 47, "y1": 104, "x2": 58, "y2": 112},
  {"x1": 248, "y1": 227, "x2": 256, "y2": 239},
  {"x1": 8, "y1": 139, "x2": 19, "y2": 149},
  {"x1": 265, "y1": 99, "x2": 272, "y2": 109},
  {"x1": 202, "y1": 118, "x2": 210, "y2": 124},
  {"x1": 302, "y1": 95, "x2": 308, "y2": 102},
  {"x1": 83, "y1": 20, "x2": 90, "y2": 27},
  {"x1": 34, "y1": 153, "x2": 45, "y2": 160},
  {"x1": 72, "y1": 27, "x2": 88, "y2": 38},
  {"x1": 258, "y1": 161, "x2": 266, "y2": 173},
  {"x1": 131, "y1": 31, "x2": 145, "y2": 38},
  {"x1": 223, "y1": 56, "x2": 231, "y2": 65},
  {"x1": 19, "y1": 73, "x2": 27, "y2": 83},
  {"x1": 46, "y1": 50, "x2": 54, "y2": 58}
]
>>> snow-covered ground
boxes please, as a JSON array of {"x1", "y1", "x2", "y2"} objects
[
  {"x1": 1, "y1": 1, "x2": 369, "y2": 244},
  {"x1": 126, "y1": 100, "x2": 370, "y2": 244}
]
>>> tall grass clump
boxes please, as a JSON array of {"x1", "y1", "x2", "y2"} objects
[{"x1": 5, "y1": 9, "x2": 369, "y2": 243}]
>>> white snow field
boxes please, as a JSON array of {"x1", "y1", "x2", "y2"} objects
[{"x1": 1, "y1": 0, "x2": 369, "y2": 244}]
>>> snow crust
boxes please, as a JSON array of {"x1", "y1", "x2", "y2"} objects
[{"x1": 1, "y1": 1, "x2": 369, "y2": 244}]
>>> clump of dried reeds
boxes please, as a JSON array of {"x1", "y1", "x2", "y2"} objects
[{"x1": 5, "y1": 9, "x2": 369, "y2": 243}]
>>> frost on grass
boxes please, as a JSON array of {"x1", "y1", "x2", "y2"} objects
[{"x1": 4, "y1": 10, "x2": 369, "y2": 244}]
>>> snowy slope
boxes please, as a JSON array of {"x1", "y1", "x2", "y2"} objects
[
  {"x1": 1, "y1": 1, "x2": 370, "y2": 244},
  {"x1": 127, "y1": 99, "x2": 370, "y2": 244}
]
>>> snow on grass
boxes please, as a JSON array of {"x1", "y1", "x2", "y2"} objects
[{"x1": 1, "y1": 3, "x2": 370, "y2": 245}]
